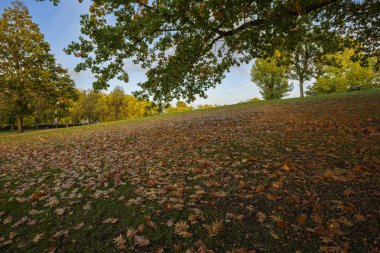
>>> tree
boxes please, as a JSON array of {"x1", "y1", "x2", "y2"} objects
[
  {"x1": 38, "y1": 0, "x2": 378, "y2": 104},
  {"x1": 286, "y1": 21, "x2": 327, "y2": 97},
  {"x1": 251, "y1": 56, "x2": 293, "y2": 100},
  {"x1": 0, "y1": 1, "x2": 75, "y2": 132},
  {"x1": 72, "y1": 90, "x2": 104, "y2": 124},
  {"x1": 109, "y1": 86, "x2": 126, "y2": 121},
  {"x1": 307, "y1": 48, "x2": 379, "y2": 95}
]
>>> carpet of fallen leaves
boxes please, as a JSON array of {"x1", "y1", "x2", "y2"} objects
[{"x1": 0, "y1": 91, "x2": 379, "y2": 253}]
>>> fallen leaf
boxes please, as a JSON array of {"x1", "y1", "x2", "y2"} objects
[
  {"x1": 113, "y1": 234, "x2": 126, "y2": 250},
  {"x1": 257, "y1": 212, "x2": 266, "y2": 223},
  {"x1": 203, "y1": 220, "x2": 223, "y2": 237},
  {"x1": 134, "y1": 235, "x2": 150, "y2": 247},
  {"x1": 32, "y1": 233, "x2": 44, "y2": 244}
]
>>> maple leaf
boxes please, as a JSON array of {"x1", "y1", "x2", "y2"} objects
[
  {"x1": 134, "y1": 235, "x2": 150, "y2": 247},
  {"x1": 203, "y1": 220, "x2": 223, "y2": 237},
  {"x1": 32, "y1": 233, "x2": 44, "y2": 244},
  {"x1": 113, "y1": 234, "x2": 126, "y2": 250}
]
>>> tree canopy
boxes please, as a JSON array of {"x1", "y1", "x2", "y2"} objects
[
  {"x1": 307, "y1": 48, "x2": 380, "y2": 95},
  {"x1": 38, "y1": 0, "x2": 380, "y2": 103},
  {"x1": 0, "y1": 0, "x2": 76, "y2": 132}
]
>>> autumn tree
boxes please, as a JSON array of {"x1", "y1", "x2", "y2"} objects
[
  {"x1": 251, "y1": 57, "x2": 293, "y2": 100},
  {"x1": 0, "y1": 1, "x2": 75, "y2": 132},
  {"x1": 308, "y1": 48, "x2": 379, "y2": 95},
  {"x1": 39, "y1": 0, "x2": 379, "y2": 104},
  {"x1": 109, "y1": 86, "x2": 126, "y2": 121}
]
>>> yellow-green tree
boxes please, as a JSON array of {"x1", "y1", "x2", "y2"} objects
[
  {"x1": 308, "y1": 48, "x2": 379, "y2": 94},
  {"x1": 251, "y1": 54, "x2": 293, "y2": 100}
]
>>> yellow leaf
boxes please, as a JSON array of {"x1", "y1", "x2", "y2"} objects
[{"x1": 203, "y1": 220, "x2": 223, "y2": 237}]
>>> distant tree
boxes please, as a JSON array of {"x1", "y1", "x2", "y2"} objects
[
  {"x1": 197, "y1": 104, "x2": 216, "y2": 109},
  {"x1": 70, "y1": 90, "x2": 103, "y2": 124},
  {"x1": 176, "y1": 101, "x2": 187, "y2": 108},
  {"x1": 0, "y1": 1, "x2": 75, "y2": 132},
  {"x1": 167, "y1": 101, "x2": 193, "y2": 113},
  {"x1": 109, "y1": 86, "x2": 126, "y2": 121},
  {"x1": 251, "y1": 55, "x2": 293, "y2": 100},
  {"x1": 308, "y1": 48, "x2": 379, "y2": 95}
]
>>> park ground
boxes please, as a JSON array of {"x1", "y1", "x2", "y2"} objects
[{"x1": 0, "y1": 90, "x2": 379, "y2": 252}]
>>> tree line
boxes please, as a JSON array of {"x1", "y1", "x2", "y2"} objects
[
  {"x1": 251, "y1": 47, "x2": 380, "y2": 100},
  {"x1": 1, "y1": 1, "x2": 379, "y2": 132}
]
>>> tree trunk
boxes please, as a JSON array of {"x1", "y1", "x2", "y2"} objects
[
  {"x1": 299, "y1": 78, "x2": 304, "y2": 97},
  {"x1": 17, "y1": 114, "x2": 24, "y2": 133}
]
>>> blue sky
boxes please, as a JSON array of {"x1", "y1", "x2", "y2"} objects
[{"x1": 0, "y1": 0, "x2": 304, "y2": 106}]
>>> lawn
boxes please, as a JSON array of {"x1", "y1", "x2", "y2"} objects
[{"x1": 0, "y1": 90, "x2": 379, "y2": 253}]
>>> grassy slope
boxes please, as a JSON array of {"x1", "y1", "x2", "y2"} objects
[{"x1": 0, "y1": 90, "x2": 379, "y2": 253}]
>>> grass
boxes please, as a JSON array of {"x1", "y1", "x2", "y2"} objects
[{"x1": 0, "y1": 90, "x2": 379, "y2": 252}]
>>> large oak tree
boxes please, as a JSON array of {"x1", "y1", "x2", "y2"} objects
[{"x1": 41, "y1": 0, "x2": 379, "y2": 103}]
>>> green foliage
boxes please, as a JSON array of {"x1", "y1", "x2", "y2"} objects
[
  {"x1": 308, "y1": 48, "x2": 379, "y2": 95},
  {"x1": 197, "y1": 104, "x2": 217, "y2": 109},
  {"x1": 166, "y1": 101, "x2": 193, "y2": 114},
  {"x1": 0, "y1": 1, "x2": 76, "y2": 132},
  {"x1": 251, "y1": 56, "x2": 293, "y2": 100},
  {"x1": 68, "y1": 88, "x2": 160, "y2": 125},
  {"x1": 36, "y1": 0, "x2": 377, "y2": 104}
]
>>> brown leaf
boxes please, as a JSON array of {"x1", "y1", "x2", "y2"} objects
[
  {"x1": 203, "y1": 220, "x2": 223, "y2": 237},
  {"x1": 256, "y1": 212, "x2": 266, "y2": 223},
  {"x1": 296, "y1": 215, "x2": 306, "y2": 225},
  {"x1": 276, "y1": 220, "x2": 288, "y2": 229}
]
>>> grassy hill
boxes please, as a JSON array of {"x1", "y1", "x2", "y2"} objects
[{"x1": 0, "y1": 90, "x2": 379, "y2": 252}]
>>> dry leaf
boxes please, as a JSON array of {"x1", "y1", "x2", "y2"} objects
[
  {"x1": 256, "y1": 212, "x2": 266, "y2": 223},
  {"x1": 102, "y1": 218, "x2": 118, "y2": 224},
  {"x1": 134, "y1": 235, "x2": 150, "y2": 247},
  {"x1": 113, "y1": 234, "x2": 126, "y2": 250},
  {"x1": 32, "y1": 233, "x2": 44, "y2": 244},
  {"x1": 203, "y1": 220, "x2": 223, "y2": 237},
  {"x1": 296, "y1": 215, "x2": 306, "y2": 225}
]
